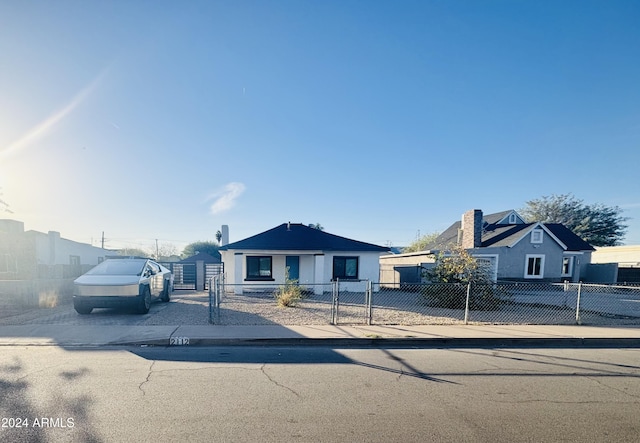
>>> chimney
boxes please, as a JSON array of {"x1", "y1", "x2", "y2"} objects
[
  {"x1": 48, "y1": 231, "x2": 61, "y2": 265},
  {"x1": 221, "y1": 225, "x2": 229, "y2": 246},
  {"x1": 461, "y1": 209, "x2": 483, "y2": 249}
]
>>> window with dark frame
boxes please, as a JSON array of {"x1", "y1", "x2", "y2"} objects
[
  {"x1": 333, "y1": 256, "x2": 359, "y2": 280},
  {"x1": 246, "y1": 256, "x2": 273, "y2": 280},
  {"x1": 525, "y1": 255, "x2": 544, "y2": 278},
  {"x1": 561, "y1": 256, "x2": 573, "y2": 276}
]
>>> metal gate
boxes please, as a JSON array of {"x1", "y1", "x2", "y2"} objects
[
  {"x1": 204, "y1": 263, "x2": 224, "y2": 290},
  {"x1": 161, "y1": 262, "x2": 224, "y2": 290},
  {"x1": 331, "y1": 279, "x2": 371, "y2": 325},
  {"x1": 165, "y1": 263, "x2": 197, "y2": 290}
]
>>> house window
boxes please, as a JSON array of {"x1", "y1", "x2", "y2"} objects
[
  {"x1": 0, "y1": 253, "x2": 17, "y2": 273},
  {"x1": 531, "y1": 229, "x2": 543, "y2": 244},
  {"x1": 333, "y1": 256, "x2": 359, "y2": 280},
  {"x1": 69, "y1": 255, "x2": 81, "y2": 266},
  {"x1": 525, "y1": 254, "x2": 545, "y2": 279},
  {"x1": 508, "y1": 213, "x2": 517, "y2": 224},
  {"x1": 246, "y1": 256, "x2": 273, "y2": 280},
  {"x1": 561, "y1": 256, "x2": 574, "y2": 277}
]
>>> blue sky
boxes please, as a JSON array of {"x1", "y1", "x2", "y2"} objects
[{"x1": 1, "y1": 0, "x2": 639, "y2": 253}]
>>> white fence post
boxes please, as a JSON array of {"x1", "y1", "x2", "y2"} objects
[
  {"x1": 331, "y1": 280, "x2": 339, "y2": 325},
  {"x1": 464, "y1": 282, "x2": 472, "y2": 325},
  {"x1": 366, "y1": 280, "x2": 372, "y2": 325},
  {"x1": 575, "y1": 282, "x2": 582, "y2": 325},
  {"x1": 208, "y1": 277, "x2": 214, "y2": 324}
]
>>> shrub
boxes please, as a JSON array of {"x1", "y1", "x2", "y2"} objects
[
  {"x1": 421, "y1": 283, "x2": 511, "y2": 311},
  {"x1": 274, "y1": 268, "x2": 305, "y2": 308},
  {"x1": 421, "y1": 246, "x2": 510, "y2": 311},
  {"x1": 422, "y1": 283, "x2": 467, "y2": 309}
]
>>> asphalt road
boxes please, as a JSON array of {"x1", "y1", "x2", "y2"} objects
[{"x1": 1, "y1": 345, "x2": 639, "y2": 442}]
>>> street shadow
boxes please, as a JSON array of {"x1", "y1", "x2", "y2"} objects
[
  {"x1": 129, "y1": 345, "x2": 454, "y2": 383},
  {"x1": 0, "y1": 357, "x2": 102, "y2": 442},
  {"x1": 450, "y1": 348, "x2": 640, "y2": 374}
]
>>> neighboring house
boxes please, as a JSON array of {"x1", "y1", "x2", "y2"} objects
[
  {"x1": 219, "y1": 222, "x2": 389, "y2": 294},
  {"x1": 592, "y1": 245, "x2": 640, "y2": 283},
  {"x1": 380, "y1": 209, "x2": 595, "y2": 284},
  {"x1": 0, "y1": 219, "x2": 114, "y2": 280},
  {"x1": 180, "y1": 251, "x2": 222, "y2": 265},
  {"x1": 170, "y1": 251, "x2": 223, "y2": 290}
]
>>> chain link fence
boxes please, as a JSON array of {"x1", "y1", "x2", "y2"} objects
[{"x1": 209, "y1": 277, "x2": 640, "y2": 326}]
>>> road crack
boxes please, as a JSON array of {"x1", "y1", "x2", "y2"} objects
[
  {"x1": 139, "y1": 360, "x2": 156, "y2": 396},
  {"x1": 260, "y1": 364, "x2": 301, "y2": 398},
  {"x1": 583, "y1": 375, "x2": 640, "y2": 399}
]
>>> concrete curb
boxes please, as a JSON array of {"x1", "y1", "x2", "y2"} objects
[{"x1": 111, "y1": 337, "x2": 640, "y2": 348}]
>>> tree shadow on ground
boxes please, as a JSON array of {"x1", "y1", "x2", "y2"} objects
[{"x1": 0, "y1": 357, "x2": 102, "y2": 442}]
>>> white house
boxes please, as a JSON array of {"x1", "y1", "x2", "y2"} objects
[
  {"x1": 1, "y1": 219, "x2": 114, "y2": 279},
  {"x1": 219, "y1": 223, "x2": 389, "y2": 294}
]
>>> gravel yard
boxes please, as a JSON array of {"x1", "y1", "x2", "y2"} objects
[{"x1": 2, "y1": 289, "x2": 640, "y2": 327}]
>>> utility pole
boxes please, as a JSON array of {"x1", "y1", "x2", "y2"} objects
[
  {"x1": 101, "y1": 231, "x2": 105, "y2": 249},
  {"x1": 156, "y1": 239, "x2": 159, "y2": 259}
]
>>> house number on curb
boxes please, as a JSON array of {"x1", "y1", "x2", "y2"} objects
[{"x1": 170, "y1": 337, "x2": 190, "y2": 345}]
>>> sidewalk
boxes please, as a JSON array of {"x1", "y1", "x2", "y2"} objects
[{"x1": 0, "y1": 323, "x2": 639, "y2": 347}]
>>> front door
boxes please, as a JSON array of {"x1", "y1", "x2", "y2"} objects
[{"x1": 285, "y1": 256, "x2": 300, "y2": 281}]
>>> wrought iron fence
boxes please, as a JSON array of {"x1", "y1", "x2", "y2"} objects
[{"x1": 208, "y1": 279, "x2": 640, "y2": 326}]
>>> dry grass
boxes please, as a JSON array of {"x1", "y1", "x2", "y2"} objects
[{"x1": 274, "y1": 284, "x2": 304, "y2": 308}]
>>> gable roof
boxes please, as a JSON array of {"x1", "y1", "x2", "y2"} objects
[
  {"x1": 426, "y1": 210, "x2": 594, "y2": 252},
  {"x1": 544, "y1": 223, "x2": 595, "y2": 252},
  {"x1": 180, "y1": 251, "x2": 221, "y2": 263},
  {"x1": 219, "y1": 223, "x2": 389, "y2": 252}
]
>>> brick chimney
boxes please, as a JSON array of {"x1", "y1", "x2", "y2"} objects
[{"x1": 461, "y1": 209, "x2": 483, "y2": 249}]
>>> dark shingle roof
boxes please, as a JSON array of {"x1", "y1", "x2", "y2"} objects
[
  {"x1": 425, "y1": 210, "x2": 594, "y2": 252},
  {"x1": 483, "y1": 210, "x2": 514, "y2": 225},
  {"x1": 219, "y1": 223, "x2": 389, "y2": 252},
  {"x1": 544, "y1": 224, "x2": 595, "y2": 251},
  {"x1": 481, "y1": 224, "x2": 531, "y2": 247}
]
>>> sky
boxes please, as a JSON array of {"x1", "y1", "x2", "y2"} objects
[{"x1": 1, "y1": 0, "x2": 639, "y2": 254}]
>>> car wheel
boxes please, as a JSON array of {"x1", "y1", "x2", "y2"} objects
[
  {"x1": 74, "y1": 303, "x2": 93, "y2": 315},
  {"x1": 136, "y1": 286, "x2": 151, "y2": 314},
  {"x1": 160, "y1": 280, "x2": 171, "y2": 302}
]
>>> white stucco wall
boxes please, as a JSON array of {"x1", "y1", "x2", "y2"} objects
[
  {"x1": 31, "y1": 231, "x2": 113, "y2": 267},
  {"x1": 221, "y1": 249, "x2": 383, "y2": 292},
  {"x1": 592, "y1": 245, "x2": 640, "y2": 266}
]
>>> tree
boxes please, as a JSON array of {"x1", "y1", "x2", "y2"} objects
[
  {"x1": 424, "y1": 245, "x2": 492, "y2": 285},
  {"x1": 154, "y1": 242, "x2": 178, "y2": 260},
  {"x1": 520, "y1": 194, "x2": 628, "y2": 246},
  {"x1": 215, "y1": 230, "x2": 222, "y2": 243},
  {"x1": 422, "y1": 245, "x2": 505, "y2": 310},
  {"x1": 181, "y1": 241, "x2": 220, "y2": 259},
  {"x1": 118, "y1": 247, "x2": 150, "y2": 257},
  {"x1": 308, "y1": 223, "x2": 324, "y2": 231},
  {"x1": 0, "y1": 187, "x2": 12, "y2": 213},
  {"x1": 403, "y1": 232, "x2": 440, "y2": 253}
]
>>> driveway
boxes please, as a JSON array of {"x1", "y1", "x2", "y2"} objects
[{"x1": 0, "y1": 291, "x2": 211, "y2": 326}]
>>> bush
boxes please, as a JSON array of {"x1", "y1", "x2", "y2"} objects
[
  {"x1": 422, "y1": 283, "x2": 511, "y2": 311},
  {"x1": 420, "y1": 246, "x2": 510, "y2": 310},
  {"x1": 274, "y1": 268, "x2": 305, "y2": 308},
  {"x1": 422, "y1": 283, "x2": 467, "y2": 309}
]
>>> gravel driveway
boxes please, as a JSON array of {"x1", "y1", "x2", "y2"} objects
[{"x1": 0, "y1": 291, "x2": 212, "y2": 326}]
